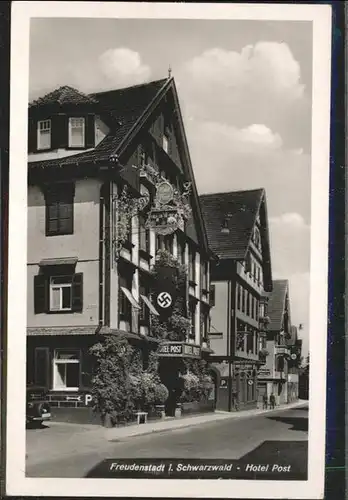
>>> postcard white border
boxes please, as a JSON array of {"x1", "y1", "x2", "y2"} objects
[{"x1": 7, "y1": 2, "x2": 332, "y2": 498}]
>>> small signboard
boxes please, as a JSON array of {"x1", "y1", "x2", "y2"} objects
[
  {"x1": 157, "y1": 342, "x2": 201, "y2": 359},
  {"x1": 258, "y1": 368, "x2": 271, "y2": 378}
]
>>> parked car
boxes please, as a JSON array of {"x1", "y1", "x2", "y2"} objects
[{"x1": 26, "y1": 385, "x2": 51, "y2": 426}]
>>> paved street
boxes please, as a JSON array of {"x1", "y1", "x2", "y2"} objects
[{"x1": 26, "y1": 404, "x2": 308, "y2": 478}]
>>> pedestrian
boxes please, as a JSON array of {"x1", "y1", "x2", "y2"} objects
[
  {"x1": 270, "y1": 393, "x2": 276, "y2": 410},
  {"x1": 262, "y1": 393, "x2": 268, "y2": 410}
]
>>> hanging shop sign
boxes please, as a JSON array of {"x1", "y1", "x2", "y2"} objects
[
  {"x1": 145, "y1": 180, "x2": 192, "y2": 236},
  {"x1": 275, "y1": 346, "x2": 290, "y2": 356},
  {"x1": 157, "y1": 341, "x2": 201, "y2": 359},
  {"x1": 258, "y1": 368, "x2": 271, "y2": 378},
  {"x1": 156, "y1": 181, "x2": 174, "y2": 204}
]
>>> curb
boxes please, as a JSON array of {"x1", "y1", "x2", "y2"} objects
[{"x1": 105, "y1": 401, "x2": 307, "y2": 442}]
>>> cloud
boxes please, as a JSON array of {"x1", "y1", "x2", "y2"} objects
[
  {"x1": 190, "y1": 120, "x2": 311, "y2": 221},
  {"x1": 98, "y1": 48, "x2": 151, "y2": 86},
  {"x1": 269, "y1": 213, "x2": 310, "y2": 276},
  {"x1": 177, "y1": 41, "x2": 310, "y2": 150}
]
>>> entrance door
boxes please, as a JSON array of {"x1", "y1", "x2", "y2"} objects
[{"x1": 258, "y1": 382, "x2": 267, "y2": 404}]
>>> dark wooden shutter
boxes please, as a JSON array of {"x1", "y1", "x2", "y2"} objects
[
  {"x1": 71, "y1": 273, "x2": 83, "y2": 312},
  {"x1": 28, "y1": 117, "x2": 37, "y2": 153},
  {"x1": 51, "y1": 114, "x2": 68, "y2": 150},
  {"x1": 34, "y1": 274, "x2": 48, "y2": 314},
  {"x1": 209, "y1": 284, "x2": 216, "y2": 306},
  {"x1": 85, "y1": 114, "x2": 95, "y2": 148}
]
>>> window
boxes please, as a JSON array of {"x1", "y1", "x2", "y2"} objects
[
  {"x1": 247, "y1": 329, "x2": 254, "y2": 353},
  {"x1": 177, "y1": 238, "x2": 186, "y2": 265},
  {"x1": 201, "y1": 307, "x2": 209, "y2": 341},
  {"x1": 245, "y1": 252, "x2": 252, "y2": 274},
  {"x1": 139, "y1": 282, "x2": 150, "y2": 325},
  {"x1": 163, "y1": 134, "x2": 169, "y2": 153},
  {"x1": 189, "y1": 248, "x2": 196, "y2": 282},
  {"x1": 45, "y1": 183, "x2": 74, "y2": 236},
  {"x1": 37, "y1": 119, "x2": 51, "y2": 150},
  {"x1": 69, "y1": 117, "x2": 85, "y2": 147},
  {"x1": 50, "y1": 276, "x2": 72, "y2": 311},
  {"x1": 53, "y1": 350, "x2": 80, "y2": 391},
  {"x1": 255, "y1": 298, "x2": 259, "y2": 320},
  {"x1": 189, "y1": 299, "x2": 196, "y2": 339},
  {"x1": 241, "y1": 289, "x2": 246, "y2": 313},
  {"x1": 201, "y1": 261, "x2": 208, "y2": 290},
  {"x1": 164, "y1": 235, "x2": 174, "y2": 254},
  {"x1": 253, "y1": 227, "x2": 261, "y2": 250},
  {"x1": 34, "y1": 272, "x2": 83, "y2": 314},
  {"x1": 209, "y1": 284, "x2": 216, "y2": 306},
  {"x1": 118, "y1": 273, "x2": 133, "y2": 325},
  {"x1": 139, "y1": 215, "x2": 150, "y2": 254},
  {"x1": 237, "y1": 284, "x2": 241, "y2": 310},
  {"x1": 246, "y1": 291, "x2": 251, "y2": 316}
]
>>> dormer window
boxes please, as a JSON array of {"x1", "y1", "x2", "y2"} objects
[
  {"x1": 37, "y1": 119, "x2": 51, "y2": 150},
  {"x1": 69, "y1": 117, "x2": 85, "y2": 148}
]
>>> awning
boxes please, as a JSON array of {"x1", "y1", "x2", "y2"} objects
[
  {"x1": 120, "y1": 287, "x2": 141, "y2": 310},
  {"x1": 39, "y1": 257, "x2": 78, "y2": 266},
  {"x1": 140, "y1": 295, "x2": 159, "y2": 316}
]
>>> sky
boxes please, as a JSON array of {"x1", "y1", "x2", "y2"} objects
[{"x1": 29, "y1": 18, "x2": 313, "y2": 356}]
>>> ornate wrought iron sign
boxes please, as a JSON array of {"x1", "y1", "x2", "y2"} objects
[{"x1": 146, "y1": 177, "x2": 192, "y2": 236}]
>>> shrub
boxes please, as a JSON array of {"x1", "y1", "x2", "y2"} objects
[{"x1": 89, "y1": 335, "x2": 136, "y2": 424}]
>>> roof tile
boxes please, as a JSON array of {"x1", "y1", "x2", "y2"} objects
[
  {"x1": 29, "y1": 85, "x2": 98, "y2": 107},
  {"x1": 267, "y1": 279, "x2": 289, "y2": 332},
  {"x1": 199, "y1": 189, "x2": 264, "y2": 260}
]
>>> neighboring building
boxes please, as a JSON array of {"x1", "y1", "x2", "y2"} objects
[
  {"x1": 287, "y1": 326, "x2": 303, "y2": 402},
  {"x1": 257, "y1": 280, "x2": 292, "y2": 406},
  {"x1": 26, "y1": 77, "x2": 213, "y2": 420},
  {"x1": 200, "y1": 189, "x2": 273, "y2": 411}
]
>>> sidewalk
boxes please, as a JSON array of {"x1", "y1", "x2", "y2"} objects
[
  {"x1": 104, "y1": 399, "x2": 306, "y2": 442},
  {"x1": 26, "y1": 400, "x2": 307, "y2": 467}
]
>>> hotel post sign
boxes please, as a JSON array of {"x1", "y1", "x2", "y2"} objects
[{"x1": 157, "y1": 342, "x2": 201, "y2": 359}]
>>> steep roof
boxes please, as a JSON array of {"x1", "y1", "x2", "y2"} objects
[
  {"x1": 29, "y1": 85, "x2": 98, "y2": 108},
  {"x1": 267, "y1": 280, "x2": 289, "y2": 332},
  {"x1": 199, "y1": 189, "x2": 264, "y2": 260},
  {"x1": 28, "y1": 78, "x2": 170, "y2": 169}
]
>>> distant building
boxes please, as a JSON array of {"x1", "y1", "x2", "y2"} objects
[
  {"x1": 287, "y1": 326, "x2": 303, "y2": 402},
  {"x1": 257, "y1": 280, "x2": 292, "y2": 406},
  {"x1": 200, "y1": 189, "x2": 273, "y2": 411}
]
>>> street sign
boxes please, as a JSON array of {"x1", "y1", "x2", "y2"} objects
[
  {"x1": 291, "y1": 353, "x2": 297, "y2": 360},
  {"x1": 248, "y1": 380, "x2": 253, "y2": 386}
]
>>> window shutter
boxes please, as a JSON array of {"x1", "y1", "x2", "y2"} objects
[
  {"x1": 85, "y1": 114, "x2": 95, "y2": 148},
  {"x1": 34, "y1": 274, "x2": 48, "y2": 314},
  {"x1": 209, "y1": 284, "x2": 216, "y2": 306},
  {"x1": 51, "y1": 114, "x2": 68, "y2": 150},
  {"x1": 72, "y1": 273, "x2": 83, "y2": 312},
  {"x1": 28, "y1": 117, "x2": 37, "y2": 153}
]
